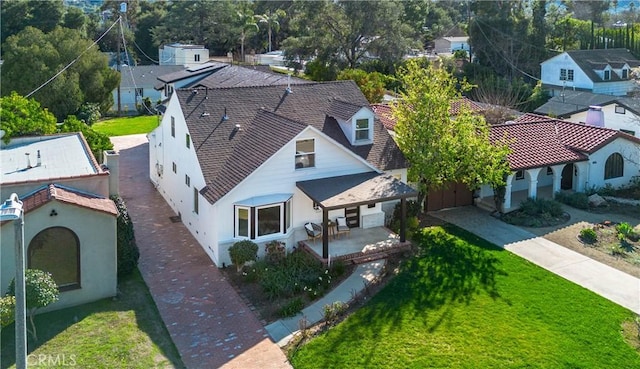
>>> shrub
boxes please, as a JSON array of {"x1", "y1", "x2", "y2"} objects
[
  {"x1": 0, "y1": 295, "x2": 16, "y2": 328},
  {"x1": 279, "y1": 297, "x2": 304, "y2": 318},
  {"x1": 609, "y1": 244, "x2": 627, "y2": 257},
  {"x1": 7, "y1": 269, "x2": 59, "y2": 341},
  {"x1": 76, "y1": 102, "x2": 101, "y2": 125},
  {"x1": 323, "y1": 301, "x2": 348, "y2": 326},
  {"x1": 579, "y1": 228, "x2": 598, "y2": 244},
  {"x1": 555, "y1": 192, "x2": 589, "y2": 210},
  {"x1": 519, "y1": 197, "x2": 563, "y2": 217},
  {"x1": 229, "y1": 240, "x2": 259, "y2": 272},
  {"x1": 616, "y1": 222, "x2": 639, "y2": 241},
  {"x1": 112, "y1": 196, "x2": 140, "y2": 278},
  {"x1": 264, "y1": 240, "x2": 286, "y2": 264}
]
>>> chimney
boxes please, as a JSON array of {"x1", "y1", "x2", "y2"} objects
[
  {"x1": 103, "y1": 150, "x2": 120, "y2": 196},
  {"x1": 37, "y1": 150, "x2": 41, "y2": 166},
  {"x1": 585, "y1": 106, "x2": 605, "y2": 127}
]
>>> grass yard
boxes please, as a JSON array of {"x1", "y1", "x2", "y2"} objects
[
  {"x1": 92, "y1": 115, "x2": 159, "y2": 136},
  {"x1": 290, "y1": 225, "x2": 640, "y2": 368},
  {"x1": 1, "y1": 270, "x2": 184, "y2": 369}
]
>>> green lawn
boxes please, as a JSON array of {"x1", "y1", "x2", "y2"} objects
[
  {"x1": 290, "y1": 225, "x2": 640, "y2": 368},
  {"x1": 1, "y1": 270, "x2": 184, "y2": 369},
  {"x1": 92, "y1": 115, "x2": 159, "y2": 136}
]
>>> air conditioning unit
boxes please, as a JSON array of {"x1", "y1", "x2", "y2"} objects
[{"x1": 156, "y1": 163, "x2": 164, "y2": 177}]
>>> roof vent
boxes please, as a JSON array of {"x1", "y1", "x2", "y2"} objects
[
  {"x1": 285, "y1": 74, "x2": 292, "y2": 95},
  {"x1": 222, "y1": 107, "x2": 229, "y2": 121},
  {"x1": 585, "y1": 105, "x2": 605, "y2": 127},
  {"x1": 201, "y1": 112, "x2": 210, "y2": 117},
  {"x1": 25, "y1": 152, "x2": 32, "y2": 169}
]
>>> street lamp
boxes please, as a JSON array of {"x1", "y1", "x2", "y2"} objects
[{"x1": 1, "y1": 193, "x2": 27, "y2": 369}]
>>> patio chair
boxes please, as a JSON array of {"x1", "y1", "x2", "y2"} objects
[
  {"x1": 335, "y1": 216, "x2": 350, "y2": 239},
  {"x1": 304, "y1": 222, "x2": 322, "y2": 244}
]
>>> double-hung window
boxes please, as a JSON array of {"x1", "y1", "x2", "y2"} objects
[
  {"x1": 295, "y1": 139, "x2": 315, "y2": 169},
  {"x1": 235, "y1": 195, "x2": 292, "y2": 239},
  {"x1": 355, "y1": 118, "x2": 370, "y2": 141},
  {"x1": 604, "y1": 70, "x2": 611, "y2": 80}
]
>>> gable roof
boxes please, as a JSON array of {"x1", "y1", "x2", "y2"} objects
[
  {"x1": 564, "y1": 48, "x2": 640, "y2": 83},
  {"x1": 492, "y1": 113, "x2": 640, "y2": 170},
  {"x1": 19, "y1": 184, "x2": 118, "y2": 217},
  {"x1": 188, "y1": 65, "x2": 310, "y2": 89},
  {"x1": 175, "y1": 81, "x2": 407, "y2": 204},
  {"x1": 534, "y1": 90, "x2": 640, "y2": 117},
  {"x1": 328, "y1": 99, "x2": 369, "y2": 121}
]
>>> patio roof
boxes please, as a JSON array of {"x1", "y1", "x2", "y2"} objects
[{"x1": 296, "y1": 172, "x2": 417, "y2": 210}]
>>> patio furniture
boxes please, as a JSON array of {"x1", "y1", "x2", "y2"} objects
[
  {"x1": 335, "y1": 216, "x2": 350, "y2": 239},
  {"x1": 304, "y1": 222, "x2": 322, "y2": 244}
]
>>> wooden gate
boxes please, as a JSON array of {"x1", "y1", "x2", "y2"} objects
[{"x1": 426, "y1": 182, "x2": 474, "y2": 211}]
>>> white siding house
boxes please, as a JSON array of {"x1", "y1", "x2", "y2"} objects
[
  {"x1": 540, "y1": 48, "x2": 640, "y2": 96},
  {"x1": 149, "y1": 81, "x2": 414, "y2": 266},
  {"x1": 159, "y1": 43, "x2": 210, "y2": 68},
  {"x1": 434, "y1": 37, "x2": 470, "y2": 54}
]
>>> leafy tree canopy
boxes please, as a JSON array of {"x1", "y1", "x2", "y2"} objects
[
  {"x1": 0, "y1": 92, "x2": 57, "y2": 143},
  {"x1": 392, "y1": 61, "x2": 510, "y2": 210},
  {"x1": 2, "y1": 26, "x2": 120, "y2": 120},
  {"x1": 337, "y1": 69, "x2": 386, "y2": 103}
]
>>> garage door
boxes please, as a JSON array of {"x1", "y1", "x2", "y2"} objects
[{"x1": 426, "y1": 182, "x2": 473, "y2": 211}]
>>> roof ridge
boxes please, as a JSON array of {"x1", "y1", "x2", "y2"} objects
[{"x1": 176, "y1": 80, "x2": 354, "y2": 93}]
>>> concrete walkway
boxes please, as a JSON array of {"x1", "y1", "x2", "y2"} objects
[
  {"x1": 111, "y1": 135, "x2": 291, "y2": 369},
  {"x1": 431, "y1": 206, "x2": 640, "y2": 314},
  {"x1": 265, "y1": 260, "x2": 385, "y2": 347}
]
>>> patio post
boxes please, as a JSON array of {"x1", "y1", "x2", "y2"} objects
[
  {"x1": 322, "y1": 208, "x2": 329, "y2": 259},
  {"x1": 400, "y1": 197, "x2": 407, "y2": 242}
]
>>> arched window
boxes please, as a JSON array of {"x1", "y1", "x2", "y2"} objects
[
  {"x1": 604, "y1": 153, "x2": 624, "y2": 179},
  {"x1": 28, "y1": 227, "x2": 80, "y2": 291}
]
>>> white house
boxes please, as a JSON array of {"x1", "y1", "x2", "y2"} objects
[
  {"x1": 434, "y1": 37, "x2": 470, "y2": 54},
  {"x1": 534, "y1": 90, "x2": 640, "y2": 137},
  {"x1": 159, "y1": 43, "x2": 210, "y2": 68},
  {"x1": 111, "y1": 65, "x2": 185, "y2": 113},
  {"x1": 0, "y1": 133, "x2": 118, "y2": 311},
  {"x1": 540, "y1": 48, "x2": 640, "y2": 96},
  {"x1": 148, "y1": 81, "x2": 415, "y2": 266},
  {"x1": 475, "y1": 113, "x2": 640, "y2": 212}
]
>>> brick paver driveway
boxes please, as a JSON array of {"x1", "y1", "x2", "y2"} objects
[{"x1": 112, "y1": 135, "x2": 291, "y2": 369}]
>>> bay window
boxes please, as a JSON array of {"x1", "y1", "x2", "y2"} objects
[{"x1": 234, "y1": 195, "x2": 292, "y2": 239}]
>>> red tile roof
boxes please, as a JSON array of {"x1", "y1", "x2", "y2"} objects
[
  {"x1": 449, "y1": 97, "x2": 485, "y2": 116},
  {"x1": 491, "y1": 113, "x2": 640, "y2": 170},
  {"x1": 20, "y1": 184, "x2": 118, "y2": 216}
]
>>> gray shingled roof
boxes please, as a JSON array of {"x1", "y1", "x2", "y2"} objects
[
  {"x1": 327, "y1": 99, "x2": 368, "y2": 121},
  {"x1": 565, "y1": 48, "x2": 640, "y2": 83},
  {"x1": 535, "y1": 90, "x2": 640, "y2": 117},
  {"x1": 156, "y1": 62, "x2": 227, "y2": 84},
  {"x1": 176, "y1": 81, "x2": 408, "y2": 204},
  {"x1": 188, "y1": 65, "x2": 310, "y2": 89}
]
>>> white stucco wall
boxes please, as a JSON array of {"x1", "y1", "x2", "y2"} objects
[
  {"x1": 565, "y1": 104, "x2": 640, "y2": 137},
  {"x1": 586, "y1": 137, "x2": 640, "y2": 189},
  {"x1": 160, "y1": 46, "x2": 209, "y2": 68},
  {"x1": 1, "y1": 201, "x2": 117, "y2": 312}
]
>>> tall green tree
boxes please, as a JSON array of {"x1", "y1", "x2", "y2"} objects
[
  {"x1": 2, "y1": 26, "x2": 120, "y2": 120},
  {"x1": 337, "y1": 69, "x2": 386, "y2": 103},
  {"x1": 0, "y1": 92, "x2": 57, "y2": 143},
  {"x1": 255, "y1": 9, "x2": 286, "y2": 52},
  {"x1": 0, "y1": 0, "x2": 64, "y2": 43},
  {"x1": 392, "y1": 61, "x2": 510, "y2": 211},
  {"x1": 236, "y1": 7, "x2": 259, "y2": 62},
  {"x1": 134, "y1": 0, "x2": 168, "y2": 64},
  {"x1": 283, "y1": 0, "x2": 414, "y2": 71}
]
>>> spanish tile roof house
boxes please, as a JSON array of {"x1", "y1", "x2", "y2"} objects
[
  {"x1": 540, "y1": 48, "x2": 640, "y2": 96},
  {"x1": 148, "y1": 81, "x2": 416, "y2": 265},
  {"x1": 0, "y1": 133, "x2": 118, "y2": 310}
]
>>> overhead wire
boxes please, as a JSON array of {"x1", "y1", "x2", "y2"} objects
[
  {"x1": 26, "y1": 17, "x2": 121, "y2": 98},
  {"x1": 120, "y1": 19, "x2": 158, "y2": 115}
]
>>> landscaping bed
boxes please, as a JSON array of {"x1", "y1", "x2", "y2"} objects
[{"x1": 501, "y1": 197, "x2": 570, "y2": 227}]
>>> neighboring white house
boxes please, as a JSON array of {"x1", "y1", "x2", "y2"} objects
[
  {"x1": 148, "y1": 81, "x2": 415, "y2": 266},
  {"x1": 111, "y1": 65, "x2": 185, "y2": 113},
  {"x1": 154, "y1": 62, "x2": 227, "y2": 101},
  {"x1": 475, "y1": 113, "x2": 640, "y2": 212},
  {"x1": 535, "y1": 90, "x2": 640, "y2": 137},
  {"x1": 434, "y1": 36, "x2": 470, "y2": 54},
  {"x1": 0, "y1": 133, "x2": 118, "y2": 311},
  {"x1": 159, "y1": 43, "x2": 210, "y2": 68},
  {"x1": 540, "y1": 48, "x2": 640, "y2": 96}
]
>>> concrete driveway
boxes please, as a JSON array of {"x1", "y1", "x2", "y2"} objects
[{"x1": 431, "y1": 206, "x2": 640, "y2": 314}]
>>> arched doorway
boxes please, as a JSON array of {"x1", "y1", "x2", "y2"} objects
[
  {"x1": 561, "y1": 164, "x2": 574, "y2": 190},
  {"x1": 28, "y1": 227, "x2": 80, "y2": 291}
]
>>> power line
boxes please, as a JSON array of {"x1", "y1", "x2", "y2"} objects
[{"x1": 26, "y1": 17, "x2": 121, "y2": 98}]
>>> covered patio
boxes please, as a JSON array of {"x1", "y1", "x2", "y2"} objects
[{"x1": 296, "y1": 171, "x2": 418, "y2": 262}]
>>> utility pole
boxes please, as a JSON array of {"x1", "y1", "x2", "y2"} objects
[{"x1": 117, "y1": 2, "x2": 127, "y2": 117}]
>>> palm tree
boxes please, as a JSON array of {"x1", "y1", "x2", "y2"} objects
[
  {"x1": 255, "y1": 9, "x2": 286, "y2": 53},
  {"x1": 237, "y1": 10, "x2": 258, "y2": 62}
]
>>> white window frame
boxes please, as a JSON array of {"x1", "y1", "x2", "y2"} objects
[
  {"x1": 604, "y1": 70, "x2": 611, "y2": 80},
  {"x1": 235, "y1": 207, "x2": 250, "y2": 238},
  {"x1": 186, "y1": 133, "x2": 191, "y2": 149},
  {"x1": 234, "y1": 198, "x2": 292, "y2": 239},
  {"x1": 622, "y1": 68, "x2": 629, "y2": 79},
  {"x1": 194, "y1": 54, "x2": 200, "y2": 62},
  {"x1": 185, "y1": 174, "x2": 190, "y2": 187},
  {"x1": 560, "y1": 68, "x2": 567, "y2": 81},
  {"x1": 355, "y1": 118, "x2": 371, "y2": 141},
  {"x1": 615, "y1": 105, "x2": 626, "y2": 114},
  {"x1": 193, "y1": 187, "x2": 199, "y2": 214},
  {"x1": 171, "y1": 116, "x2": 175, "y2": 137},
  {"x1": 295, "y1": 139, "x2": 316, "y2": 169},
  {"x1": 567, "y1": 69, "x2": 574, "y2": 81}
]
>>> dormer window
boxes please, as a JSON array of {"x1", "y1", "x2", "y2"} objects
[
  {"x1": 622, "y1": 68, "x2": 629, "y2": 79},
  {"x1": 355, "y1": 118, "x2": 370, "y2": 141},
  {"x1": 295, "y1": 139, "x2": 315, "y2": 169},
  {"x1": 604, "y1": 70, "x2": 611, "y2": 80}
]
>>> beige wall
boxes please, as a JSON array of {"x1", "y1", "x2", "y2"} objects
[
  {"x1": 1, "y1": 174, "x2": 110, "y2": 202},
  {"x1": 1, "y1": 200, "x2": 117, "y2": 312}
]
